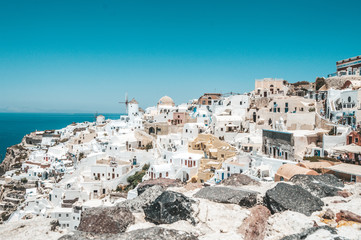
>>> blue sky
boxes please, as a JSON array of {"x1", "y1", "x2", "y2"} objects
[{"x1": 1, "y1": 0, "x2": 361, "y2": 113}]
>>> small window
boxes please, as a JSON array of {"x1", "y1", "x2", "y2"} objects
[
  {"x1": 66, "y1": 214, "x2": 69, "y2": 217},
  {"x1": 356, "y1": 138, "x2": 359, "y2": 143}
]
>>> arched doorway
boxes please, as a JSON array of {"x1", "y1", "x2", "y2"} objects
[{"x1": 149, "y1": 127, "x2": 155, "y2": 134}]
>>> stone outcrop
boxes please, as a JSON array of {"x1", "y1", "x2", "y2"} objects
[
  {"x1": 221, "y1": 174, "x2": 260, "y2": 186},
  {"x1": 238, "y1": 205, "x2": 271, "y2": 240},
  {"x1": 280, "y1": 226, "x2": 339, "y2": 240},
  {"x1": 289, "y1": 174, "x2": 344, "y2": 198},
  {"x1": 0, "y1": 143, "x2": 30, "y2": 175},
  {"x1": 143, "y1": 191, "x2": 194, "y2": 225},
  {"x1": 77, "y1": 206, "x2": 134, "y2": 234},
  {"x1": 117, "y1": 185, "x2": 164, "y2": 212},
  {"x1": 59, "y1": 227, "x2": 198, "y2": 240},
  {"x1": 264, "y1": 183, "x2": 324, "y2": 216},
  {"x1": 137, "y1": 178, "x2": 184, "y2": 195},
  {"x1": 194, "y1": 186, "x2": 257, "y2": 207}
]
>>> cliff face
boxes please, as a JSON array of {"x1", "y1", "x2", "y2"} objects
[{"x1": 0, "y1": 140, "x2": 30, "y2": 176}]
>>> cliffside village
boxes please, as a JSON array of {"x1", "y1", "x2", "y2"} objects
[{"x1": 1, "y1": 55, "x2": 361, "y2": 234}]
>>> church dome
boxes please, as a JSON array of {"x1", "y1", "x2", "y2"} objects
[{"x1": 158, "y1": 96, "x2": 175, "y2": 106}]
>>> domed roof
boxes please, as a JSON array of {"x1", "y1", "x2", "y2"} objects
[{"x1": 158, "y1": 96, "x2": 175, "y2": 106}]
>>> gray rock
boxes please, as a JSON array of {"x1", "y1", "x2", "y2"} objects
[
  {"x1": 280, "y1": 226, "x2": 348, "y2": 240},
  {"x1": 194, "y1": 186, "x2": 257, "y2": 207},
  {"x1": 290, "y1": 174, "x2": 344, "y2": 198},
  {"x1": 59, "y1": 227, "x2": 198, "y2": 240},
  {"x1": 118, "y1": 185, "x2": 164, "y2": 212},
  {"x1": 143, "y1": 191, "x2": 195, "y2": 225},
  {"x1": 77, "y1": 206, "x2": 134, "y2": 234},
  {"x1": 137, "y1": 178, "x2": 184, "y2": 195},
  {"x1": 264, "y1": 183, "x2": 324, "y2": 216},
  {"x1": 221, "y1": 174, "x2": 260, "y2": 186}
]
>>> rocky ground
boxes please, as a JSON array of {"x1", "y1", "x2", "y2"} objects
[
  {"x1": 0, "y1": 143, "x2": 30, "y2": 176},
  {"x1": 1, "y1": 174, "x2": 361, "y2": 240}
]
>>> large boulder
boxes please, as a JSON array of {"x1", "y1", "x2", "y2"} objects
[
  {"x1": 137, "y1": 178, "x2": 184, "y2": 195},
  {"x1": 143, "y1": 191, "x2": 194, "y2": 225},
  {"x1": 77, "y1": 206, "x2": 134, "y2": 234},
  {"x1": 221, "y1": 174, "x2": 260, "y2": 186},
  {"x1": 280, "y1": 226, "x2": 339, "y2": 240},
  {"x1": 238, "y1": 205, "x2": 271, "y2": 240},
  {"x1": 264, "y1": 183, "x2": 324, "y2": 216},
  {"x1": 118, "y1": 185, "x2": 164, "y2": 212},
  {"x1": 194, "y1": 186, "x2": 257, "y2": 207},
  {"x1": 289, "y1": 174, "x2": 344, "y2": 198},
  {"x1": 59, "y1": 227, "x2": 198, "y2": 240}
]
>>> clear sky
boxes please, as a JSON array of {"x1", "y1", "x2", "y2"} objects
[{"x1": 1, "y1": 0, "x2": 361, "y2": 113}]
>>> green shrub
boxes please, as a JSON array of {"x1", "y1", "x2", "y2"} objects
[{"x1": 21, "y1": 178, "x2": 28, "y2": 184}]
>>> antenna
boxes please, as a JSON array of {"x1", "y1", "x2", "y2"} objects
[{"x1": 119, "y1": 92, "x2": 129, "y2": 114}]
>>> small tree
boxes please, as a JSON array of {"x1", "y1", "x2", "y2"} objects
[
  {"x1": 145, "y1": 143, "x2": 153, "y2": 151},
  {"x1": 21, "y1": 178, "x2": 28, "y2": 184}
]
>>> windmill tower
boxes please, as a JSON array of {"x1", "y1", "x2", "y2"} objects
[{"x1": 119, "y1": 93, "x2": 129, "y2": 115}]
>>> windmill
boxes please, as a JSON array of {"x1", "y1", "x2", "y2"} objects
[
  {"x1": 93, "y1": 111, "x2": 99, "y2": 122},
  {"x1": 119, "y1": 92, "x2": 129, "y2": 114}
]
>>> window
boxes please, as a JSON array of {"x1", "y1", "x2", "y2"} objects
[
  {"x1": 166, "y1": 172, "x2": 169, "y2": 177},
  {"x1": 240, "y1": 101, "x2": 242, "y2": 105},
  {"x1": 356, "y1": 138, "x2": 359, "y2": 143},
  {"x1": 348, "y1": 96, "x2": 351, "y2": 103},
  {"x1": 59, "y1": 214, "x2": 61, "y2": 217},
  {"x1": 66, "y1": 214, "x2": 69, "y2": 217},
  {"x1": 277, "y1": 108, "x2": 280, "y2": 112}
]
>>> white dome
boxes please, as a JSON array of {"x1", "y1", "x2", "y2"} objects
[{"x1": 158, "y1": 96, "x2": 175, "y2": 106}]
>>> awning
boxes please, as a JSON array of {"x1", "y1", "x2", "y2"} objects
[
  {"x1": 333, "y1": 144, "x2": 361, "y2": 154},
  {"x1": 325, "y1": 163, "x2": 361, "y2": 177}
]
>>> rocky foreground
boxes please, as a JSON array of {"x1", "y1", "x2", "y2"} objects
[{"x1": 1, "y1": 174, "x2": 361, "y2": 240}]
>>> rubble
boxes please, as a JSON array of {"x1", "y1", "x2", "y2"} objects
[
  {"x1": 59, "y1": 227, "x2": 199, "y2": 240},
  {"x1": 336, "y1": 210, "x2": 361, "y2": 223},
  {"x1": 322, "y1": 209, "x2": 335, "y2": 220},
  {"x1": 280, "y1": 226, "x2": 339, "y2": 240}
]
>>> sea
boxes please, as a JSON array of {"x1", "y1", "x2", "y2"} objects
[{"x1": 0, "y1": 113, "x2": 121, "y2": 163}]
